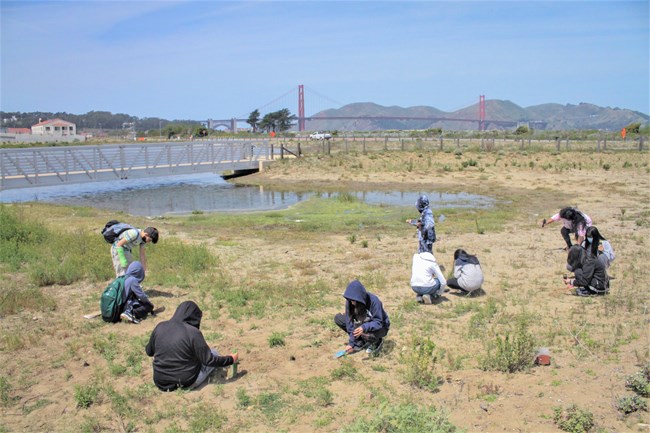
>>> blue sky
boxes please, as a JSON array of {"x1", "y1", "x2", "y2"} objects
[{"x1": 1, "y1": 1, "x2": 648, "y2": 121}]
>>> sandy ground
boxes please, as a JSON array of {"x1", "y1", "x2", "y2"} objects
[{"x1": 1, "y1": 149, "x2": 650, "y2": 433}]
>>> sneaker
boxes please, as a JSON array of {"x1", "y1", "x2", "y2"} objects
[
  {"x1": 366, "y1": 338, "x2": 384, "y2": 354},
  {"x1": 416, "y1": 295, "x2": 424, "y2": 304},
  {"x1": 575, "y1": 287, "x2": 592, "y2": 297},
  {"x1": 120, "y1": 310, "x2": 140, "y2": 324},
  {"x1": 422, "y1": 294, "x2": 434, "y2": 305}
]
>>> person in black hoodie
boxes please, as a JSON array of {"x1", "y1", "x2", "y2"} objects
[
  {"x1": 564, "y1": 245, "x2": 609, "y2": 296},
  {"x1": 145, "y1": 301, "x2": 238, "y2": 391},
  {"x1": 334, "y1": 280, "x2": 390, "y2": 355}
]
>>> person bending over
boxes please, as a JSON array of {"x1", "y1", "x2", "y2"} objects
[
  {"x1": 111, "y1": 225, "x2": 159, "y2": 277},
  {"x1": 542, "y1": 207, "x2": 591, "y2": 250}
]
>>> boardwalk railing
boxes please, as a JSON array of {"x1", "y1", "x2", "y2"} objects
[{"x1": 0, "y1": 140, "x2": 270, "y2": 190}]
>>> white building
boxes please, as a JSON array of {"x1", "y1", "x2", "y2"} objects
[{"x1": 31, "y1": 118, "x2": 76, "y2": 136}]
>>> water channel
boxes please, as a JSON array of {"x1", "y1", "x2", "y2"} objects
[{"x1": 0, "y1": 173, "x2": 496, "y2": 217}]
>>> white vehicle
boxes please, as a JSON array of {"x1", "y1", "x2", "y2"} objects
[{"x1": 309, "y1": 131, "x2": 332, "y2": 140}]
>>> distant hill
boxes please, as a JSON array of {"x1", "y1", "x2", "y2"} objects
[{"x1": 306, "y1": 100, "x2": 649, "y2": 131}]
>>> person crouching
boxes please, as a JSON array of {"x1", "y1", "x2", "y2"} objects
[{"x1": 334, "y1": 280, "x2": 390, "y2": 355}]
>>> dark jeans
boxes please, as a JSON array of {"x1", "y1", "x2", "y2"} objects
[
  {"x1": 334, "y1": 313, "x2": 388, "y2": 347},
  {"x1": 561, "y1": 227, "x2": 574, "y2": 249}
]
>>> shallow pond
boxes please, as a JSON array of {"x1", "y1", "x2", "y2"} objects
[{"x1": 0, "y1": 173, "x2": 496, "y2": 217}]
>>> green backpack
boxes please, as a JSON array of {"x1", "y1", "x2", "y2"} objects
[{"x1": 100, "y1": 275, "x2": 127, "y2": 323}]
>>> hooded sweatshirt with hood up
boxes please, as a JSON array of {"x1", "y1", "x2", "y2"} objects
[
  {"x1": 453, "y1": 250, "x2": 484, "y2": 292},
  {"x1": 122, "y1": 261, "x2": 151, "y2": 311},
  {"x1": 342, "y1": 280, "x2": 390, "y2": 348},
  {"x1": 145, "y1": 301, "x2": 234, "y2": 391}
]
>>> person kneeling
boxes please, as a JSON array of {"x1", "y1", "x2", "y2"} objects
[
  {"x1": 565, "y1": 245, "x2": 609, "y2": 296},
  {"x1": 334, "y1": 280, "x2": 390, "y2": 355},
  {"x1": 410, "y1": 251, "x2": 447, "y2": 304},
  {"x1": 120, "y1": 261, "x2": 154, "y2": 324},
  {"x1": 146, "y1": 301, "x2": 238, "y2": 391}
]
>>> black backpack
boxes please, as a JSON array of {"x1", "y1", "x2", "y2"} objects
[{"x1": 101, "y1": 220, "x2": 134, "y2": 244}]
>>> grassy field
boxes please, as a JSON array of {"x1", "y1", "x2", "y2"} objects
[{"x1": 1, "y1": 148, "x2": 649, "y2": 433}]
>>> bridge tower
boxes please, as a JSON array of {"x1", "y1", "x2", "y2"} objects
[
  {"x1": 479, "y1": 95, "x2": 486, "y2": 131},
  {"x1": 298, "y1": 84, "x2": 305, "y2": 131}
]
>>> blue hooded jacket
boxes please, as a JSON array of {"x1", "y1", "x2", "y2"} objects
[
  {"x1": 123, "y1": 261, "x2": 151, "y2": 307},
  {"x1": 343, "y1": 280, "x2": 390, "y2": 347}
]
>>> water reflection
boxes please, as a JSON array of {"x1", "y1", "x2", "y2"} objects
[{"x1": 0, "y1": 173, "x2": 495, "y2": 217}]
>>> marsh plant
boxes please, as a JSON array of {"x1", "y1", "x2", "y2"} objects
[
  {"x1": 400, "y1": 335, "x2": 442, "y2": 392},
  {"x1": 236, "y1": 388, "x2": 252, "y2": 409},
  {"x1": 340, "y1": 402, "x2": 460, "y2": 433},
  {"x1": 331, "y1": 360, "x2": 359, "y2": 381},
  {"x1": 552, "y1": 405, "x2": 595, "y2": 433},
  {"x1": 0, "y1": 376, "x2": 14, "y2": 407},
  {"x1": 268, "y1": 332, "x2": 286, "y2": 347},
  {"x1": 74, "y1": 383, "x2": 100, "y2": 409},
  {"x1": 615, "y1": 394, "x2": 647, "y2": 414},
  {"x1": 625, "y1": 364, "x2": 650, "y2": 397},
  {"x1": 479, "y1": 321, "x2": 536, "y2": 373}
]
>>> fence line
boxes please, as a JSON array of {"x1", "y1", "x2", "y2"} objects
[{"x1": 278, "y1": 135, "x2": 646, "y2": 156}]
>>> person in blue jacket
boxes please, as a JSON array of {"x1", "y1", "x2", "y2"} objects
[
  {"x1": 119, "y1": 261, "x2": 154, "y2": 324},
  {"x1": 406, "y1": 194, "x2": 436, "y2": 254},
  {"x1": 334, "y1": 280, "x2": 390, "y2": 355}
]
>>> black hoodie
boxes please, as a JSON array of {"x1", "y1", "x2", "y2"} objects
[{"x1": 145, "y1": 301, "x2": 233, "y2": 391}]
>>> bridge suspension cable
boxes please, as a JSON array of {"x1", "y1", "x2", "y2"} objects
[
  {"x1": 238, "y1": 87, "x2": 297, "y2": 118},
  {"x1": 303, "y1": 86, "x2": 344, "y2": 109}
]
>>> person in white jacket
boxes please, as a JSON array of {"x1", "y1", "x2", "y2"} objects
[
  {"x1": 447, "y1": 249, "x2": 484, "y2": 294},
  {"x1": 410, "y1": 251, "x2": 447, "y2": 304}
]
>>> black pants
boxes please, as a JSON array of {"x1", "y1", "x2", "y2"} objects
[
  {"x1": 446, "y1": 277, "x2": 466, "y2": 291},
  {"x1": 132, "y1": 302, "x2": 154, "y2": 320},
  {"x1": 561, "y1": 227, "x2": 574, "y2": 249},
  {"x1": 334, "y1": 313, "x2": 388, "y2": 345}
]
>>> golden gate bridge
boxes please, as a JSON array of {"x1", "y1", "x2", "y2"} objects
[{"x1": 207, "y1": 85, "x2": 541, "y2": 132}]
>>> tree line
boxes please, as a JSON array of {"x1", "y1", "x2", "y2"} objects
[
  {"x1": 246, "y1": 109, "x2": 296, "y2": 133},
  {"x1": 0, "y1": 111, "x2": 202, "y2": 132}
]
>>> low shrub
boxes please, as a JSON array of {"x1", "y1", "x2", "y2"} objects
[
  {"x1": 340, "y1": 402, "x2": 460, "y2": 433},
  {"x1": 625, "y1": 364, "x2": 650, "y2": 397},
  {"x1": 553, "y1": 405, "x2": 595, "y2": 433},
  {"x1": 615, "y1": 395, "x2": 647, "y2": 414},
  {"x1": 400, "y1": 335, "x2": 442, "y2": 392},
  {"x1": 479, "y1": 321, "x2": 536, "y2": 373},
  {"x1": 74, "y1": 383, "x2": 100, "y2": 409}
]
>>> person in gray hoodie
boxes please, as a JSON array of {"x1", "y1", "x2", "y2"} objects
[
  {"x1": 446, "y1": 249, "x2": 484, "y2": 294},
  {"x1": 119, "y1": 261, "x2": 154, "y2": 324},
  {"x1": 145, "y1": 301, "x2": 238, "y2": 391},
  {"x1": 334, "y1": 280, "x2": 390, "y2": 355}
]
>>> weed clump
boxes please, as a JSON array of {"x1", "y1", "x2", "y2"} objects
[
  {"x1": 479, "y1": 321, "x2": 536, "y2": 373},
  {"x1": 552, "y1": 404, "x2": 595, "y2": 433},
  {"x1": 399, "y1": 335, "x2": 442, "y2": 392},
  {"x1": 615, "y1": 394, "x2": 647, "y2": 414},
  {"x1": 340, "y1": 402, "x2": 460, "y2": 433},
  {"x1": 268, "y1": 332, "x2": 286, "y2": 347},
  {"x1": 625, "y1": 363, "x2": 650, "y2": 397},
  {"x1": 74, "y1": 383, "x2": 100, "y2": 409}
]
